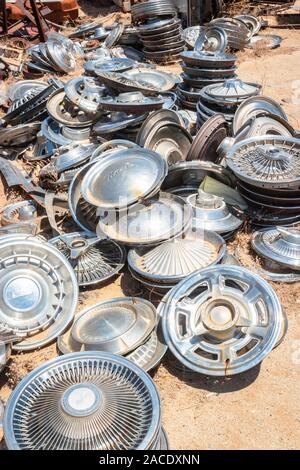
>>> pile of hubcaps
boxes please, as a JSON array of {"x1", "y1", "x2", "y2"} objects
[
  {"x1": 128, "y1": 227, "x2": 227, "y2": 294},
  {"x1": 26, "y1": 33, "x2": 80, "y2": 74},
  {"x1": 179, "y1": 50, "x2": 237, "y2": 112},
  {"x1": 197, "y1": 78, "x2": 261, "y2": 129},
  {"x1": 132, "y1": 1, "x2": 184, "y2": 64},
  {"x1": 3, "y1": 353, "x2": 167, "y2": 449},
  {"x1": 160, "y1": 266, "x2": 284, "y2": 376}
]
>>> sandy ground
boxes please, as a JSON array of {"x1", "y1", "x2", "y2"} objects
[{"x1": 1, "y1": 26, "x2": 300, "y2": 450}]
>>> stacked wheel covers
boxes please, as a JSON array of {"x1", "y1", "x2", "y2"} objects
[
  {"x1": 26, "y1": 33, "x2": 79, "y2": 74},
  {"x1": 160, "y1": 266, "x2": 284, "y2": 376},
  {"x1": 226, "y1": 136, "x2": 300, "y2": 226},
  {"x1": 128, "y1": 227, "x2": 227, "y2": 294},
  {"x1": 132, "y1": 1, "x2": 184, "y2": 64},
  {"x1": 197, "y1": 78, "x2": 261, "y2": 130},
  {"x1": 3, "y1": 352, "x2": 167, "y2": 449},
  {"x1": 178, "y1": 51, "x2": 237, "y2": 112},
  {"x1": 57, "y1": 297, "x2": 167, "y2": 372}
]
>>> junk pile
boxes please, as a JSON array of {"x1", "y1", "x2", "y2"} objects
[{"x1": 0, "y1": 5, "x2": 297, "y2": 451}]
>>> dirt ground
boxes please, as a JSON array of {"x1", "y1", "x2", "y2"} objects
[{"x1": 1, "y1": 24, "x2": 300, "y2": 450}]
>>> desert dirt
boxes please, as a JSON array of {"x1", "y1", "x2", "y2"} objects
[{"x1": 1, "y1": 19, "x2": 300, "y2": 450}]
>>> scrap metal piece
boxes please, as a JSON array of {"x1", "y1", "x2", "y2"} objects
[
  {"x1": 160, "y1": 265, "x2": 284, "y2": 376},
  {"x1": 0, "y1": 200, "x2": 37, "y2": 226},
  {"x1": 3, "y1": 78, "x2": 63, "y2": 126},
  {"x1": 0, "y1": 123, "x2": 40, "y2": 147},
  {"x1": 0, "y1": 157, "x2": 45, "y2": 206},
  {"x1": 8, "y1": 80, "x2": 47, "y2": 102},
  {"x1": 0, "y1": 343, "x2": 10, "y2": 374},
  {"x1": 252, "y1": 227, "x2": 300, "y2": 271},
  {"x1": 64, "y1": 77, "x2": 105, "y2": 115},
  {"x1": 50, "y1": 232, "x2": 126, "y2": 286},
  {"x1": 3, "y1": 352, "x2": 164, "y2": 449}
]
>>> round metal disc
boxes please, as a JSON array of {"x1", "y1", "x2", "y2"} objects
[
  {"x1": 180, "y1": 51, "x2": 236, "y2": 68},
  {"x1": 248, "y1": 34, "x2": 282, "y2": 50},
  {"x1": 69, "y1": 161, "x2": 99, "y2": 233},
  {"x1": 160, "y1": 265, "x2": 284, "y2": 376},
  {"x1": 188, "y1": 190, "x2": 243, "y2": 234},
  {"x1": 186, "y1": 114, "x2": 228, "y2": 163},
  {"x1": 81, "y1": 148, "x2": 167, "y2": 210},
  {"x1": 98, "y1": 92, "x2": 164, "y2": 113},
  {"x1": 162, "y1": 160, "x2": 236, "y2": 190},
  {"x1": 104, "y1": 22, "x2": 125, "y2": 49},
  {"x1": 226, "y1": 136, "x2": 300, "y2": 189},
  {"x1": 136, "y1": 109, "x2": 183, "y2": 147},
  {"x1": 233, "y1": 96, "x2": 288, "y2": 135},
  {"x1": 195, "y1": 26, "x2": 228, "y2": 54},
  {"x1": 0, "y1": 238, "x2": 78, "y2": 351},
  {"x1": 47, "y1": 90, "x2": 96, "y2": 128},
  {"x1": 122, "y1": 69, "x2": 176, "y2": 92},
  {"x1": 62, "y1": 298, "x2": 156, "y2": 355},
  {"x1": 97, "y1": 193, "x2": 193, "y2": 246},
  {"x1": 3, "y1": 352, "x2": 161, "y2": 450},
  {"x1": 128, "y1": 228, "x2": 226, "y2": 283},
  {"x1": 143, "y1": 122, "x2": 192, "y2": 165},
  {"x1": 252, "y1": 227, "x2": 300, "y2": 270}
]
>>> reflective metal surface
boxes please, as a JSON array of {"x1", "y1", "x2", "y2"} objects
[
  {"x1": 50, "y1": 232, "x2": 126, "y2": 286},
  {"x1": 3, "y1": 352, "x2": 163, "y2": 449},
  {"x1": 0, "y1": 238, "x2": 78, "y2": 351},
  {"x1": 97, "y1": 193, "x2": 192, "y2": 246},
  {"x1": 81, "y1": 148, "x2": 167, "y2": 210},
  {"x1": 161, "y1": 266, "x2": 284, "y2": 376}
]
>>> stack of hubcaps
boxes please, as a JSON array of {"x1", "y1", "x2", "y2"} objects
[
  {"x1": 128, "y1": 227, "x2": 227, "y2": 295},
  {"x1": 57, "y1": 297, "x2": 166, "y2": 372},
  {"x1": 226, "y1": 136, "x2": 300, "y2": 226},
  {"x1": 132, "y1": 1, "x2": 184, "y2": 64},
  {"x1": 197, "y1": 78, "x2": 261, "y2": 130}
]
